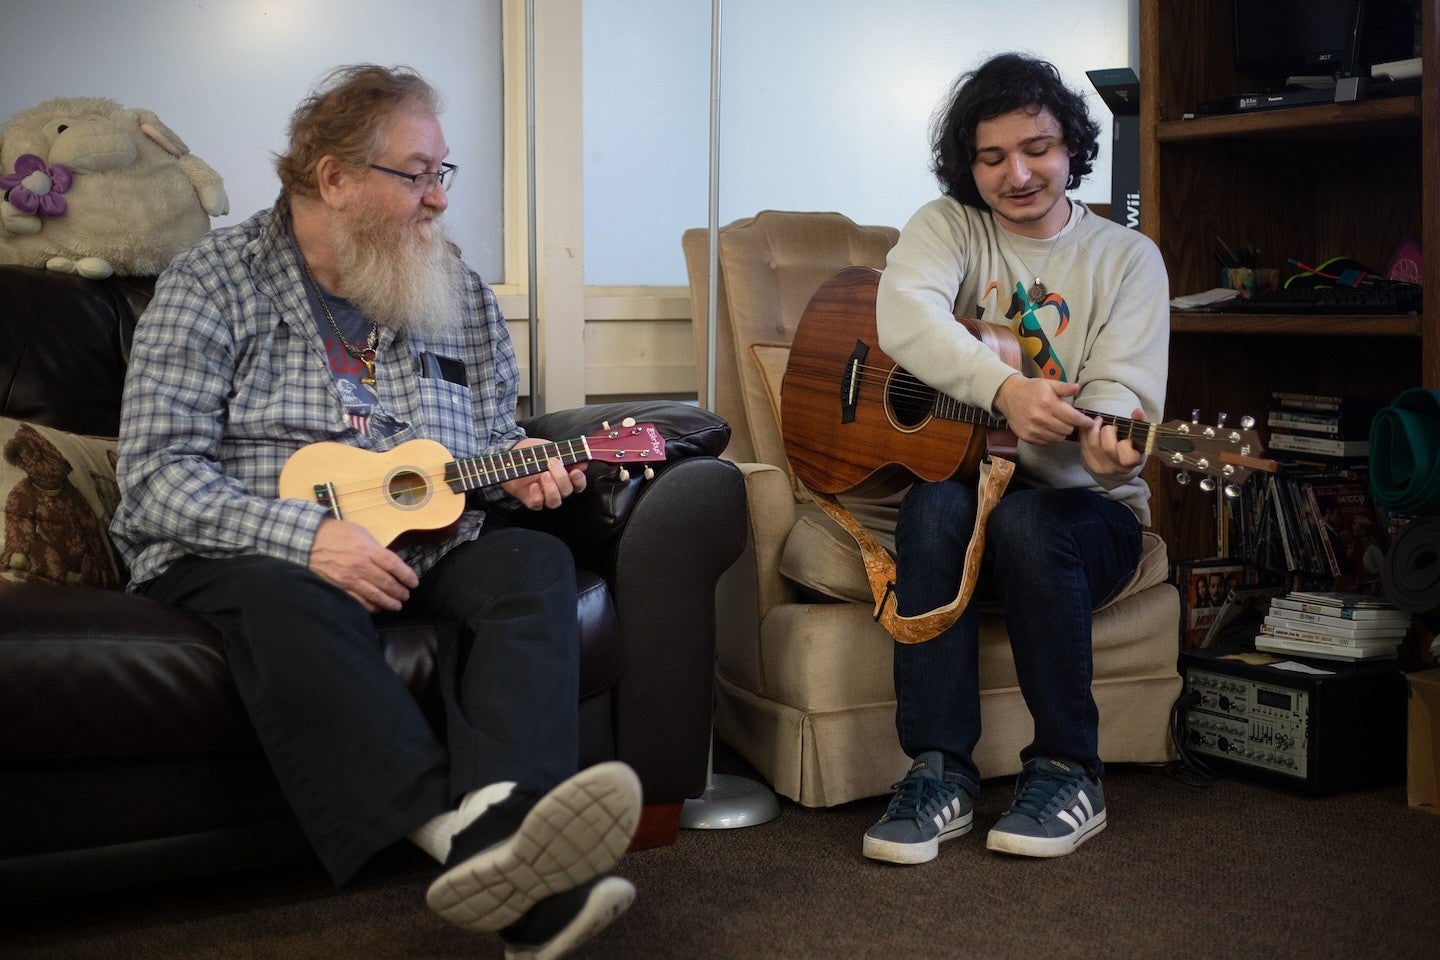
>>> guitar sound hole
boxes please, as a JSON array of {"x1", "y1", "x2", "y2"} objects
[
  {"x1": 386, "y1": 469, "x2": 431, "y2": 509},
  {"x1": 886, "y1": 369, "x2": 934, "y2": 430}
]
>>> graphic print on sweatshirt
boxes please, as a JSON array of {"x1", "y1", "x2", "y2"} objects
[{"x1": 977, "y1": 279, "x2": 1072, "y2": 382}]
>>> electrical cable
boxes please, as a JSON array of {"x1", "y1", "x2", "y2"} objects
[{"x1": 1162, "y1": 688, "x2": 1220, "y2": 788}]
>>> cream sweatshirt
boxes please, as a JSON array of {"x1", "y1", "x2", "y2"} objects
[{"x1": 875, "y1": 197, "x2": 1170, "y2": 525}]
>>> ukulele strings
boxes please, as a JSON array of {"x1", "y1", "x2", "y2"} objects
[{"x1": 308, "y1": 440, "x2": 656, "y2": 513}]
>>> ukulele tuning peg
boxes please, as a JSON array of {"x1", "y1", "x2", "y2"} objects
[
  {"x1": 1223, "y1": 483, "x2": 1242, "y2": 499},
  {"x1": 1175, "y1": 471, "x2": 1192, "y2": 486},
  {"x1": 601, "y1": 420, "x2": 612, "y2": 430},
  {"x1": 1240, "y1": 414, "x2": 1255, "y2": 430},
  {"x1": 618, "y1": 467, "x2": 630, "y2": 482},
  {"x1": 621, "y1": 417, "x2": 637, "y2": 428},
  {"x1": 1199, "y1": 476, "x2": 1217, "y2": 493},
  {"x1": 1190, "y1": 408, "x2": 1201, "y2": 423},
  {"x1": 643, "y1": 466, "x2": 654, "y2": 480},
  {"x1": 1216, "y1": 412, "x2": 1228, "y2": 428}
]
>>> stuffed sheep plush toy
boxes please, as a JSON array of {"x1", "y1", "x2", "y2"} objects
[{"x1": 0, "y1": 96, "x2": 228, "y2": 278}]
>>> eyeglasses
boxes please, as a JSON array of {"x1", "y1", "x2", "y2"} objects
[{"x1": 368, "y1": 162, "x2": 458, "y2": 194}]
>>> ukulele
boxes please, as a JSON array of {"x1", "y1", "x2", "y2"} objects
[{"x1": 279, "y1": 420, "x2": 665, "y2": 546}]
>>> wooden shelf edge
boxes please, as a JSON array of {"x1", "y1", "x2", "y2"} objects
[
  {"x1": 1170, "y1": 311, "x2": 1422, "y2": 336},
  {"x1": 1157, "y1": 95, "x2": 1421, "y2": 141}
]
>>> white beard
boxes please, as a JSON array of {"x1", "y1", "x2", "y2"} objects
[{"x1": 330, "y1": 201, "x2": 467, "y2": 340}]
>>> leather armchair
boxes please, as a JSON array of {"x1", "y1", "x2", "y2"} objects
[
  {"x1": 0, "y1": 264, "x2": 745, "y2": 901},
  {"x1": 683, "y1": 210, "x2": 1181, "y2": 807}
]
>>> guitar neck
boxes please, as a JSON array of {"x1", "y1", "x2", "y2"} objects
[
  {"x1": 934, "y1": 396, "x2": 1156, "y2": 453},
  {"x1": 446, "y1": 438, "x2": 589, "y2": 492}
]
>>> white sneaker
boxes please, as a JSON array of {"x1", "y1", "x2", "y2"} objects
[{"x1": 426, "y1": 762, "x2": 642, "y2": 932}]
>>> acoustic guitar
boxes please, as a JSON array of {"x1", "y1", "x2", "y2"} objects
[
  {"x1": 780, "y1": 266, "x2": 1275, "y2": 498},
  {"x1": 279, "y1": 420, "x2": 666, "y2": 546}
]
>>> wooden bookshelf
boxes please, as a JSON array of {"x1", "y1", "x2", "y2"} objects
[{"x1": 1139, "y1": 0, "x2": 1438, "y2": 561}]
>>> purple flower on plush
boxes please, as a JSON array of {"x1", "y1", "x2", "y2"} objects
[{"x1": 0, "y1": 153, "x2": 74, "y2": 218}]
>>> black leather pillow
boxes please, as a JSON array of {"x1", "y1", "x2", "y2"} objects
[{"x1": 515, "y1": 400, "x2": 731, "y2": 550}]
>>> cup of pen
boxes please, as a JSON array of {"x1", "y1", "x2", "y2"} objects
[{"x1": 1221, "y1": 266, "x2": 1279, "y2": 295}]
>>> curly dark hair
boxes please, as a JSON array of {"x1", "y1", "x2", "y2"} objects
[{"x1": 930, "y1": 52, "x2": 1101, "y2": 209}]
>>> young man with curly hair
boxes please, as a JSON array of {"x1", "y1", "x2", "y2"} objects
[{"x1": 863, "y1": 52, "x2": 1169, "y2": 863}]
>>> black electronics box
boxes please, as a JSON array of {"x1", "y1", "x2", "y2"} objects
[
  {"x1": 1179, "y1": 646, "x2": 1406, "y2": 794},
  {"x1": 1086, "y1": 67, "x2": 1139, "y2": 230}
]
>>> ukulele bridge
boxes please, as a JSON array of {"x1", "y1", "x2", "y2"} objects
[{"x1": 313, "y1": 482, "x2": 341, "y2": 520}]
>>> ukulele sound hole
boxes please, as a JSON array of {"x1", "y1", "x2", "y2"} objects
[
  {"x1": 386, "y1": 469, "x2": 431, "y2": 510},
  {"x1": 886, "y1": 368, "x2": 934, "y2": 430}
]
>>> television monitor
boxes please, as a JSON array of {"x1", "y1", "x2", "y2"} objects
[{"x1": 1232, "y1": 0, "x2": 1415, "y2": 85}]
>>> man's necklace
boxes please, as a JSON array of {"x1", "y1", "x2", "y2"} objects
[
  {"x1": 303, "y1": 264, "x2": 378, "y2": 387},
  {"x1": 1003, "y1": 229, "x2": 1061, "y2": 306}
]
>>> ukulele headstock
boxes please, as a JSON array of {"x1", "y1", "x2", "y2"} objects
[
  {"x1": 1153, "y1": 411, "x2": 1277, "y2": 497},
  {"x1": 590, "y1": 419, "x2": 667, "y2": 481}
]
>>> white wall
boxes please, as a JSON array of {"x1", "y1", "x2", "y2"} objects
[
  {"x1": 0, "y1": 0, "x2": 506, "y2": 281},
  {"x1": 583, "y1": 0, "x2": 1137, "y2": 286}
]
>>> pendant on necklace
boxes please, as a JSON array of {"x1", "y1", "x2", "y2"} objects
[
  {"x1": 1027, "y1": 279, "x2": 1048, "y2": 304},
  {"x1": 360, "y1": 347, "x2": 378, "y2": 387}
]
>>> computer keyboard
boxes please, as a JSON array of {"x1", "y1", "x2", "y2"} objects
[{"x1": 1210, "y1": 282, "x2": 1422, "y2": 314}]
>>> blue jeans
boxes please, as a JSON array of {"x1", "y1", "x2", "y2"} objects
[{"x1": 892, "y1": 479, "x2": 1142, "y2": 797}]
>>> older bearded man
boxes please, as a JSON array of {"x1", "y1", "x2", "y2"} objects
[{"x1": 110, "y1": 64, "x2": 638, "y2": 960}]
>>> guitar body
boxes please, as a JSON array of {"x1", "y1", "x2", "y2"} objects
[
  {"x1": 279, "y1": 439, "x2": 464, "y2": 546},
  {"x1": 781, "y1": 266, "x2": 1017, "y2": 497}
]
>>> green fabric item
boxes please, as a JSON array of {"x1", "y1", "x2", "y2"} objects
[{"x1": 1370, "y1": 388, "x2": 1440, "y2": 513}]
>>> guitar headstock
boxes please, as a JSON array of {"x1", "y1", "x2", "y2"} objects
[
  {"x1": 587, "y1": 419, "x2": 667, "y2": 480},
  {"x1": 1152, "y1": 412, "x2": 1277, "y2": 496}
]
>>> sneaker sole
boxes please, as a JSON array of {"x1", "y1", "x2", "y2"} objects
[
  {"x1": 426, "y1": 762, "x2": 642, "y2": 932},
  {"x1": 503, "y1": 876, "x2": 636, "y2": 960},
  {"x1": 862, "y1": 812, "x2": 973, "y2": 865},
  {"x1": 986, "y1": 808, "x2": 1107, "y2": 858}
]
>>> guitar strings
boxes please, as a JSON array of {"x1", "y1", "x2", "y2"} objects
[{"x1": 834, "y1": 358, "x2": 1234, "y2": 443}]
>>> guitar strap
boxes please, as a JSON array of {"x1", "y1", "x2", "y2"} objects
[{"x1": 811, "y1": 454, "x2": 1015, "y2": 644}]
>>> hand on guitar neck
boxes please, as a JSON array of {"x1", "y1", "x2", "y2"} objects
[
  {"x1": 994, "y1": 374, "x2": 1146, "y2": 477},
  {"x1": 501, "y1": 437, "x2": 590, "y2": 511}
]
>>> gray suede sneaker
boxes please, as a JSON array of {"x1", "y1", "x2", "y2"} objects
[
  {"x1": 986, "y1": 757, "x2": 1106, "y2": 858},
  {"x1": 862, "y1": 752, "x2": 972, "y2": 864}
]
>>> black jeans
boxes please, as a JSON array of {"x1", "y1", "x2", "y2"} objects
[{"x1": 140, "y1": 524, "x2": 580, "y2": 885}]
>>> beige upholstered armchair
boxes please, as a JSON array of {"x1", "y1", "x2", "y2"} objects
[{"x1": 683, "y1": 210, "x2": 1182, "y2": 807}]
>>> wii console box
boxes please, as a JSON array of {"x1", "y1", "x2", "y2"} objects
[
  {"x1": 1086, "y1": 67, "x2": 1139, "y2": 230},
  {"x1": 1408, "y1": 669, "x2": 1440, "y2": 816}
]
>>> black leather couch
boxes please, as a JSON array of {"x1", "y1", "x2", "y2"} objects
[{"x1": 0, "y1": 265, "x2": 745, "y2": 901}]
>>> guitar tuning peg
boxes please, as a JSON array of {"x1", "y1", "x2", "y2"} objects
[
  {"x1": 1190, "y1": 408, "x2": 1201, "y2": 423},
  {"x1": 1240, "y1": 414, "x2": 1255, "y2": 430},
  {"x1": 643, "y1": 466, "x2": 654, "y2": 480},
  {"x1": 1175, "y1": 471, "x2": 1192, "y2": 486},
  {"x1": 601, "y1": 420, "x2": 612, "y2": 430},
  {"x1": 1216, "y1": 412, "x2": 1228, "y2": 428},
  {"x1": 621, "y1": 417, "x2": 637, "y2": 428},
  {"x1": 1199, "y1": 476, "x2": 1217, "y2": 492},
  {"x1": 618, "y1": 467, "x2": 630, "y2": 482},
  {"x1": 1223, "y1": 483, "x2": 1242, "y2": 499}
]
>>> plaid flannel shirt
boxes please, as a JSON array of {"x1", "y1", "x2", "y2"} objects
[{"x1": 110, "y1": 202, "x2": 525, "y2": 588}]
